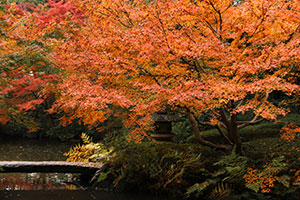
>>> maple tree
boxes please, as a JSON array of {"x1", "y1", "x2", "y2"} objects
[
  {"x1": 42, "y1": 0, "x2": 300, "y2": 154},
  {"x1": 0, "y1": 1, "x2": 60, "y2": 131},
  {"x1": 0, "y1": 0, "x2": 91, "y2": 136},
  {"x1": 2, "y1": 0, "x2": 299, "y2": 153}
]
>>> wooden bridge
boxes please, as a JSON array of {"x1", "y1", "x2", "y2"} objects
[{"x1": 0, "y1": 161, "x2": 104, "y2": 175}]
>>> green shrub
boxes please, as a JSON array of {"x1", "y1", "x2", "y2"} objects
[
  {"x1": 75, "y1": 113, "x2": 300, "y2": 199},
  {"x1": 74, "y1": 135, "x2": 300, "y2": 199},
  {"x1": 186, "y1": 153, "x2": 248, "y2": 199},
  {"x1": 278, "y1": 113, "x2": 300, "y2": 125},
  {"x1": 244, "y1": 137, "x2": 300, "y2": 166},
  {"x1": 107, "y1": 140, "x2": 218, "y2": 196}
]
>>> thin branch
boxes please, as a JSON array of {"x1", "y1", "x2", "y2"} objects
[
  {"x1": 205, "y1": 110, "x2": 226, "y2": 129},
  {"x1": 221, "y1": 3, "x2": 233, "y2": 14},
  {"x1": 192, "y1": 60, "x2": 202, "y2": 78},
  {"x1": 245, "y1": 11, "x2": 265, "y2": 43},
  {"x1": 103, "y1": 7, "x2": 132, "y2": 28},
  {"x1": 220, "y1": 108, "x2": 229, "y2": 127},
  {"x1": 205, "y1": 111, "x2": 216, "y2": 118},
  {"x1": 31, "y1": 91, "x2": 39, "y2": 99},
  {"x1": 216, "y1": 125, "x2": 233, "y2": 145},
  {"x1": 211, "y1": 109, "x2": 221, "y2": 118},
  {"x1": 285, "y1": 24, "x2": 300, "y2": 44},
  {"x1": 208, "y1": 0, "x2": 219, "y2": 13},
  {"x1": 155, "y1": 10, "x2": 174, "y2": 55},
  {"x1": 237, "y1": 93, "x2": 268, "y2": 129},
  {"x1": 184, "y1": 32, "x2": 197, "y2": 44},
  {"x1": 237, "y1": 117, "x2": 263, "y2": 129},
  {"x1": 203, "y1": 19, "x2": 221, "y2": 40},
  {"x1": 180, "y1": 57, "x2": 202, "y2": 78},
  {"x1": 186, "y1": 108, "x2": 230, "y2": 152},
  {"x1": 208, "y1": 0, "x2": 223, "y2": 41},
  {"x1": 235, "y1": 99, "x2": 243, "y2": 109},
  {"x1": 195, "y1": 59, "x2": 208, "y2": 73},
  {"x1": 140, "y1": 70, "x2": 162, "y2": 86},
  {"x1": 219, "y1": 122, "x2": 227, "y2": 129},
  {"x1": 194, "y1": 114, "x2": 213, "y2": 126}
]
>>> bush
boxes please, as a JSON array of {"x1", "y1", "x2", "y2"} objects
[
  {"x1": 106, "y1": 129, "x2": 300, "y2": 199},
  {"x1": 186, "y1": 153, "x2": 249, "y2": 199},
  {"x1": 244, "y1": 137, "x2": 300, "y2": 167},
  {"x1": 107, "y1": 140, "x2": 219, "y2": 197},
  {"x1": 64, "y1": 113, "x2": 300, "y2": 199}
]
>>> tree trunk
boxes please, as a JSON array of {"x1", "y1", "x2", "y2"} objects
[
  {"x1": 187, "y1": 110, "x2": 230, "y2": 153},
  {"x1": 227, "y1": 113, "x2": 243, "y2": 155},
  {"x1": 228, "y1": 127, "x2": 243, "y2": 155}
]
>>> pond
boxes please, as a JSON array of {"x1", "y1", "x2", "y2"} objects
[
  {"x1": 0, "y1": 136, "x2": 166, "y2": 200},
  {"x1": 0, "y1": 136, "x2": 71, "y2": 161}
]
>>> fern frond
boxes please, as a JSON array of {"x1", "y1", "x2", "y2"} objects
[
  {"x1": 81, "y1": 133, "x2": 92, "y2": 144},
  {"x1": 186, "y1": 179, "x2": 217, "y2": 198},
  {"x1": 210, "y1": 182, "x2": 231, "y2": 200}
]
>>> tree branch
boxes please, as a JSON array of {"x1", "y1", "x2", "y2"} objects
[
  {"x1": 140, "y1": 69, "x2": 162, "y2": 86},
  {"x1": 237, "y1": 117, "x2": 263, "y2": 129},
  {"x1": 186, "y1": 108, "x2": 230, "y2": 152},
  {"x1": 237, "y1": 93, "x2": 269, "y2": 129},
  {"x1": 220, "y1": 108, "x2": 229, "y2": 127},
  {"x1": 215, "y1": 125, "x2": 233, "y2": 145},
  {"x1": 208, "y1": 0, "x2": 223, "y2": 41},
  {"x1": 285, "y1": 24, "x2": 300, "y2": 44},
  {"x1": 235, "y1": 99, "x2": 243, "y2": 109},
  {"x1": 195, "y1": 59, "x2": 207, "y2": 73},
  {"x1": 195, "y1": 117, "x2": 213, "y2": 126},
  {"x1": 203, "y1": 19, "x2": 221, "y2": 41}
]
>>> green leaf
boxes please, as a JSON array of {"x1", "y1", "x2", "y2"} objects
[
  {"x1": 246, "y1": 182, "x2": 260, "y2": 193},
  {"x1": 213, "y1": 169, "x2": 227, "y2": 177},
  {"x1": 186, "y1": 179, "x2": 218, "y2": 198},
  {"x1": 97, "y1": 172, "x2": 109, "y2": 183},
  {"x1": 277, "y1": 175, "x2": 290, "y2": 188}
]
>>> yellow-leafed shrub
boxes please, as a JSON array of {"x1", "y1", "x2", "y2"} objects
[{"x1": 65, "y1": 133, "x2": 113, "y2": 162}]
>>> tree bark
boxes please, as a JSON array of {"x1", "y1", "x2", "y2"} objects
[
  {"x1": 226, "y1": 102, "x2": 243, "y2": 155},
  {"x1": 227, "y1": 122, "x2": 243, "y2": 155},
  {"x1": 187, "y1": 110, "x2": 230, "y2": 153}
]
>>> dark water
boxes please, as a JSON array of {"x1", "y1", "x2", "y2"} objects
[
  {"x1": 0, "y1": 137, "x2": 71, "y2": 161},
  {"x1": 0, "y1": 137, "x2": 166, "y2": 200},
  {"x1": 0, "y1": 191, "x2": 167, "y2": 200}
]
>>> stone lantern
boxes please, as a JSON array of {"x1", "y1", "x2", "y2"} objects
[{"x1": 151, "y1": 110, "x2": 182, "y2": 141}]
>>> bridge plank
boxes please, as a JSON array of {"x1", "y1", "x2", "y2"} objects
[{"x1": 0, "y1": 161, "x2": 104, "y2": 174}]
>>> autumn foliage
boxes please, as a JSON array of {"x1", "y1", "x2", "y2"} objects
[
  {"x1": 1, "y1": 0, "x2": 300, "y2": 197},
  {"x1": 43, "y1": 0, "x2": 300, "y2": 153},
  {"x1": 0, "y1": 1, "x2": 60, "y2": 130},
  {"x1": 244, "y1": 166, "x2": 280, "y2": 193},
  {"x1": 1, "y1": 0, "x2": 300, "y2": 153}
]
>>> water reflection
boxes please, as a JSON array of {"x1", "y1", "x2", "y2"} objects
[
  {"x1": 0, "y1": 137, "x2": 74, "y2": 161},
  {"x1": 0, "y1": 173, "x2": 78, "y2": 190},
  {"x1": 0, "y1": 137, "x2": 166, "y2": 200},
  {"x1": 0, "y1": 190, "x2": 168, "y2": 200},
  {"x1": 0, "y1": 137, "x2": 80, "y2": 191}
]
